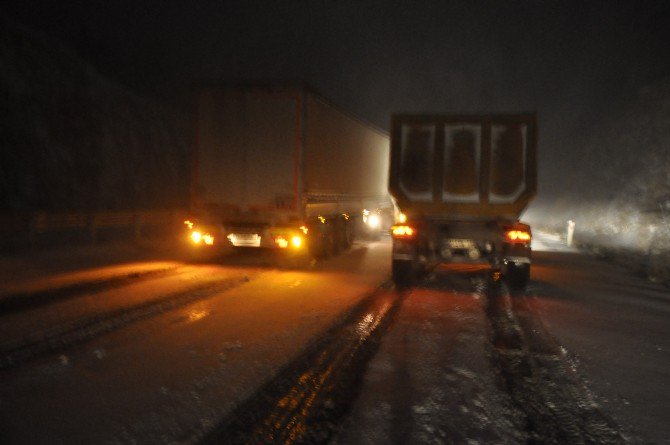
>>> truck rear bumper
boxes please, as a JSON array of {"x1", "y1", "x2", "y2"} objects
[{"x1": 504, "y1": 256, "x2": 531, "y2": 264}]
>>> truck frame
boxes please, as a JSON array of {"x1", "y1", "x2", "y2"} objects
[{"x1": 388, "y1": 114, "x2": 537, "y2": 288}]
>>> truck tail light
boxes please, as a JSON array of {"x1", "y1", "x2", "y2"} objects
[
  {"x1": 275, "y1": 235, "x2": 303, "y2": 249},
  {"x1": 391, "y1": 225, "x2": 415, "y2": 238},
  {"x1": 505, "y1": 230, "x2": 531, "y2": 242},
  {"x1": 190, "y1": 230, "x2": 214, "y2": 245}
]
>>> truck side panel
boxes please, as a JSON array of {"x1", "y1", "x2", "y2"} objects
[
  {"x1": 188, "y1": 85, "x2": 391, "y2": 257},
  {"x1": 195, "y1": 89, "x2": 300, "y2": 215},
  {"x1": 304, "y1": 94, "x2": 389, "y2": 204}
]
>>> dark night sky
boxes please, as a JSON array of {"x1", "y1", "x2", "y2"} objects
[{"x1": 2, "y1": 0, "x2": 670, "y2": 203}]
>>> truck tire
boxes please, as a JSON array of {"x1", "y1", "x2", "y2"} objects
[
  {"x1": 392, "y1": 259, "x2": 414, "y2": 288},
  {"x1": 307, "y1": 224, "x2": 333, "y2": 259},
  {"x1": 315, "y1": 230, "x2": 336, "y2": 258},
  {"x1": 506, "y1": 262, "x2": 530, "y2": 290},
  {"x1": 344, "y1": 221, "x2": 355, "y2": 249},
  {"x1": 331, "y1": 221, "x2": 344, "y2": 255},
  {"x1": 339, "y1": 219, "x2": 353, "y2": 251},
  {"x1": 326, "y1": 226, "x2": 338, "y2": 256}
]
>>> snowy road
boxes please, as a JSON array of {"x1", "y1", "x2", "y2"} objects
[
  {"x1": 0, "y1": 233, "x2": 668, "y2": 443},
  {"x1": 528, "y1": 244, "x2": 670, "y2": 443},
  {"x1": 337, "y1": 232, "x2": 668, "y2": 444},
  {"x1": 0, "y1": 241, "x2": 391, "y2": 443}
]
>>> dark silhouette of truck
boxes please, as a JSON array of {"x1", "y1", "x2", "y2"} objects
[{"x1": 389, "y1": 114, "x2": 537, "y2": 288}]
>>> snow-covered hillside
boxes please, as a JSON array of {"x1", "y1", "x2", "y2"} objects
[{"x1": 525, "y1": 77, "x2": 670, "y2": 280}]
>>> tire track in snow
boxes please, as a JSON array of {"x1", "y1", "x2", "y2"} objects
[
  {"x1": 485, "y1": 280, "x2": 630, "y2": 443},
  {"x1": 200, "y1": 281, "x2": 404, "y2": 445},
  {"x1": 0, "y1": 266, "x2": 180, "y2": 315},
  {"x1": 0, "y1": 272, "x2": 257, "y2": 370}
]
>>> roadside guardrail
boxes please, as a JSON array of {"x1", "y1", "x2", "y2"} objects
[{"x1": 0, "y1": 209, "x2": 187, "y2": 250}]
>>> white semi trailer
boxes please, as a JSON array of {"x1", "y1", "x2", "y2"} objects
[{"x1": 184, "y1": 83, "x2": 390, "y2": 260}]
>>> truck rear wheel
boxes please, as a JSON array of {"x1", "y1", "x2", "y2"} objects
[
  {"x1": 312, "y1": 230, "x2": 336, "y2": 259},
  {"x1": 342, "y1": 219, "x2": 354, "y2": 249},
  {"x1": 344, "y1": 227, "x2": 353, "y2": 248},
  {"x1": 330, "y1": 222, "x2": 343, "y2": 255},
  {"x1": 392, "y1": 259, "x2": 415, "y2": 288},
  {"x1": 505, "y1": 262, "x2": 530, "y2": 290}
]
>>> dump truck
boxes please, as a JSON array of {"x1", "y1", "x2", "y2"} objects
[
  {"x1": 389, "y1": 114, "x2": 537, "y2": 288},
  {"x1": 184, "y1": 83, "x2": 390, "y2": 260}
]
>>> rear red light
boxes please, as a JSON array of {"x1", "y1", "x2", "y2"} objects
[
  {"x1": 505, "y1": 230, "x2": 531, "y2": 242},
  {"x1": 391, "y1": 225, "x2": 415, "y2": 238}
]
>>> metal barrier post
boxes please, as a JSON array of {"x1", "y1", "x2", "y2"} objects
[{"x1": 567, "y1": 220, "x2": 575, "y2": 247}]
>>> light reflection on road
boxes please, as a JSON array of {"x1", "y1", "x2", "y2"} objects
[{"x1": 187, "y1": 309, "x2": 209, "y2": 323}]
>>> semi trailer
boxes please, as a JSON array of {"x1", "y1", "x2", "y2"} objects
[
  {"x1": 389, "y1": 114, "x2": 537, "y2": 288},
  {"x1": 184, "y1": 83, "x2": 390, "y2": 260}
]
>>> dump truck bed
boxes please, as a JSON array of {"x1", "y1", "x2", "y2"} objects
[{"x1": 389, "y1": 114, "x2": 537, "y2": 220}]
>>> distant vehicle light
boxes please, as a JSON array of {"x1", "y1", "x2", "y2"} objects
[
  {"x1": 367, "y1": 214, "x2": 381, "y2": 228},
  {"x1": 291, "y1": 235, "x2": 303, "y2": 248},
  {"x1": 191, "y1": 231, "x2": 202, "y2": 244},
  {"x1": 391, "y1": 225, "x2": 415, "y2": 238},
  {"x1": 184, "y1": 220, "x2": 194, "y2": 229},
  {"x1": 398, "y1": 213, "x2": 407, "y2": 224},
  {"x1": 299, "y1": 225, "x2": 309, "y2": 234},
  {"x1": 203, "y1": 234, "x2": 214, "y2": 245},
  {"x1": 506, "y1": 230, "x2": 531, "y2": 242}
]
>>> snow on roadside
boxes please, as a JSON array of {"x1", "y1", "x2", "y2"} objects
[
  {"x1": 0, "y1": 239, "x2": 186, "y2": 292},
  {"x1": 532, "y1": 230, "x2": 580, "y2": 253}
]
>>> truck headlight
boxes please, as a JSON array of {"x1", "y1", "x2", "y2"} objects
[{"x1": 291, "y1": 235, "x2": 303, "y2": 248}]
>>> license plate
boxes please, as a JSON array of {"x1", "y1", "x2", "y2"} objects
[
  {"x1": 447, "y1": 239, "x2": 475, "y2": 249},
  {"x1": 228, "y1": 233, "x2": 261, "y2": 247}
]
